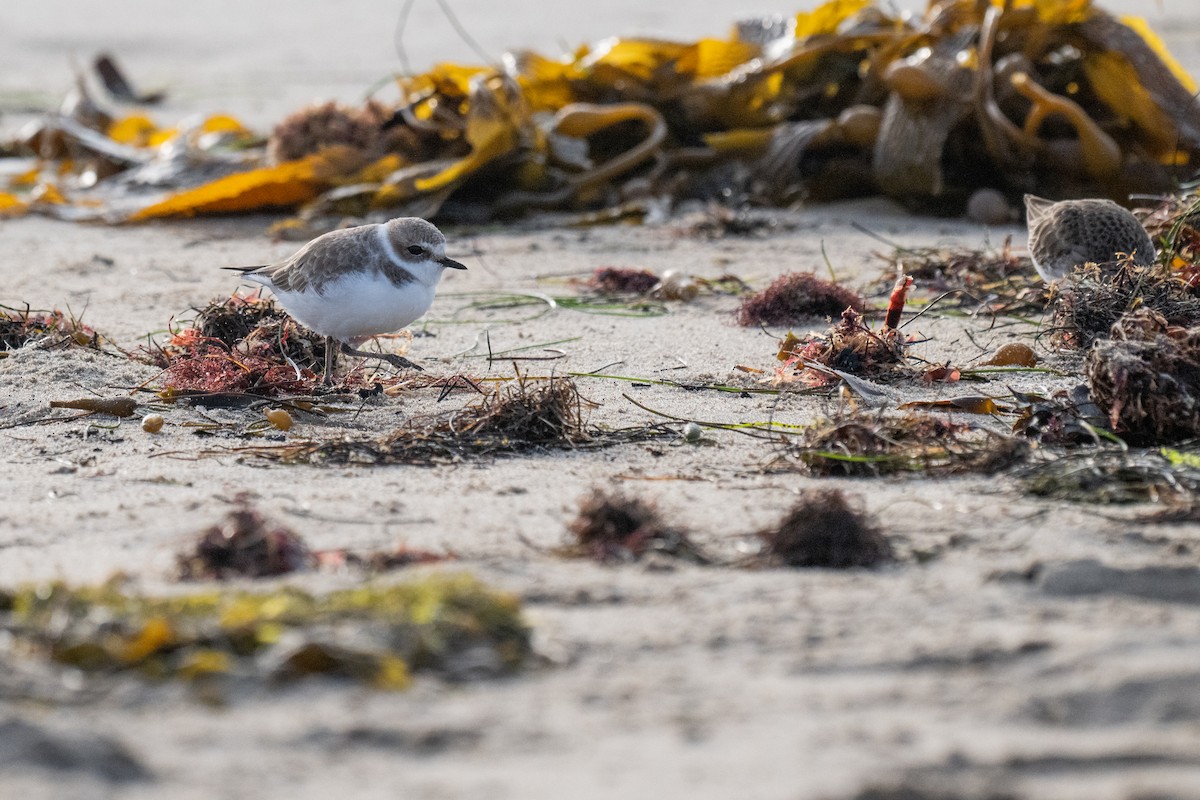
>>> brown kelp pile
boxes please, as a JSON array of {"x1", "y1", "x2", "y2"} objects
[
  {"x1": 148, "y1": 293, "x2": 332, "y2": 396},
  {"x1": 755, "y1": 489, "x2": 892, "y2": 568},
  {"x1": 2, "y1": 0, "x2": 1197, "y2": 224},
  {"x1": 737, "y1": 272, "x2": 865, "y2": 326},
  {"x1": 1086, "y1": 308, "x2": 1200, "y2": 444},
  {"x1": 0, "y1": 575, "x2": 530, "y2": 689},
  {"x1": 771, "y1": 276, "x2": 910, "y2": 387},
  {"x1": 176, "y1": 503, "x2": 313, "y2": 581},
  {"x1": 1049, "y1": 262, "x2": 1200, "y2": 349},
  {"x1": 560, "y1": 490, "x2": 709, "y2": 564}
]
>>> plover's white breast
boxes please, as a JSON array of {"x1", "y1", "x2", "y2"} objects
[{"x1": 256, "y1": 270, "x2": 436, "y2": 346}]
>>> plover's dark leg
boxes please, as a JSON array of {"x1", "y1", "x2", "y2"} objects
[
  {"x1": 340, "y1": 341, "x2": 424, "y2": 372},
  {"x1": 323, "y1": 335, "x2": 337, "y2": 386}
]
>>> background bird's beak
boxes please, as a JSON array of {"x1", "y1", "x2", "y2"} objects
[{"x1": 439, "y1": 257, "x2": 468, "y2": 270}]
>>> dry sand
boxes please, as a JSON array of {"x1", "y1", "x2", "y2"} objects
[{"x1": 4, "y1": 2, "x2": 1200, "y2": 798}]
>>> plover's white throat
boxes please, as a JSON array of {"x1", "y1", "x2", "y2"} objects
[
  {"x1": 1024, "y1": 194, "x2": 1155, "y2": 283},
  {"x1": 225, "y1": 217, "x2": 466, "y2": 384}
]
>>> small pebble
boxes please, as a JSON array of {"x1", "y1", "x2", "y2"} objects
[
  {"x1": 983, "y1": 342, "x2": 1038, "y2": 367},
  {"x1": 966, "y1": 188, "x2": 1013, "y2": 226},
  {"x1": 265, "y1": 408, "x2": 293, "y2": 431},
  {"x1": 682, "y1": 422, "x2": 703, "y2": 443},
  {"x1": 141, "y1": 414, "x2": 164, "y2": 434}
]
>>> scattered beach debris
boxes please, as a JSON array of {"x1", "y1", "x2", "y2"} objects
[
  {"x1": 775, "y1": 409, "x2": 1027, "y2": 477},
  {"x1": 176, "y1": 503, "x2": 312, "y2": 580},
  {"x1": 49, "y1": 397, "x2": 138, "y2": 417},
  {"x1": 1011, "y1": 385, "x2": 1111, "y2": 445},
  {"x1": 588, "y1": 267, "x2": 660, "y2": 295},
  {"x1": 0, "y1": 575, "x2": 529, "y2": 689},
  {"x1": 651, "y1": 269, "x2": 702, "y2": 302},
  {"x1": 4, "y1": 0, "x2": 1197, "y2": 224},
  {"x1": 1085, "y1": 308, "x2": 1200, "y2": 444},
  {"x1": 1050, "y1": 263, "x2": 1200, "y2": 349},
  {"x1": 872, "y1": 240, "x2": 1045, "y2": 316},
  {"x1": 559, "y1": 490, "x2": 708, "y2": 564},
  {"x1": 755, "y1": 489, "x2": 891, "y2": 569},
  {"x1": 227, "y1": 376, "x2": 669, "y2": 466},
  {"x1": 773, "y1": 304, "x2": 909, "y2": 388},
  {"x1": 1, "y1": 304, "x2": 103, "y2": 354},
  {"x1": 680, "y1": 205, "x2": 793, "y2": 238},
  {"x1": 737, "y1": 272, "x2": 865, "y2": 327},
  {"x1": 1020, "y1": 447, "x2": 1200, "y2": 504},
  {"x1": 920, "y1": 363, "x2": 961, "y2": 384}
]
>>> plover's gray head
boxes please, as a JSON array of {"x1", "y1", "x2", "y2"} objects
[
  {"x1": 384, "y1": 217, "x2": 467, "y2": 277},
  {"x1": 1024, "y1": 194, "x2": 1155, "y2": 283}
]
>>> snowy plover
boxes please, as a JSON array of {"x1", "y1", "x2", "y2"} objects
[
  {"x1": 226, "y1": 217, "x2": 466, "y2": 384},
  {"x1": 1024, "y1": 194, "x2": 1155, "y2": 283}
]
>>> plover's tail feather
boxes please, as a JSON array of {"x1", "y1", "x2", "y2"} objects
[{"x1": 222, "y1": 265, "x2": 268, "y2": 273}]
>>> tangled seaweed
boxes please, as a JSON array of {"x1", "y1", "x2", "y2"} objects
[
  {"x1": 775, "y1": 409, "x2": 1028, "y2": 476},
  {"x1": 560, "y1": 490, "x2": 708, "y2": 564},
  {"x1": 177, "y1": 503, "x2": 312, "y2": 581},
  {"x1": 228, "y1": 376, "x2": 670, "y2": 465},
  {"x1": 4, "y1": 0, "x2": 1199, "y2": 224},
  {"x1": 774, "y1": 306, "x2": 909, "y2": 386},
  {"x1": 0, "y1": 575, "x2": 529, "y2": 689},
  {"x1": 588, "y1": 267, "x2": 661, "y2": 295},
  {"x1": 1011, "y1": 384, "x2": 1111, "y2": 445},
  {"x1": 148, "y1": 293, "x2": 332, "y2": 395},
  {"x1": 1021, "y1": 447, "x2": 1200, "y2": 504},
  {"x1": 148, "y1": 293, "x2": 436, "y2": 398},
  {"x1": 0, "y1": 304, "x2": 102, "y2": 354},
  {"x1": 1050, "y1": 263, "x2": 1200, "y2": 349},
  {"x1": 756, "y1": 489, "x2": 891, "y2": 568},
  {"x1": 1086, "y1": 309, "x2": 1200, "y2": 444},
  {"x1": 872, "y1": 241, "x2": 1046, "y2": 315},
  {"x1": 737, "y1": 272, "x2": 865, "y2": 326}
]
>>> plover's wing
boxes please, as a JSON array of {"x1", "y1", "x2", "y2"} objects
[{"x1": 223, "y1": 227, "x2": 378, "y2": 294}]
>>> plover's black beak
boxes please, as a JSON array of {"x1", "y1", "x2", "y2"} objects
[{"x1": 439, "y1": 257, "x2": 468, "y2": 271}]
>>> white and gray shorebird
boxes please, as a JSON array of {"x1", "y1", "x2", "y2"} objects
[
  {"x1": 1024, "y1": 194, "x2": 1156, "y2": 283},
  {"x1": 225, "y1": 217, "x2": 466, "y2": 385}
]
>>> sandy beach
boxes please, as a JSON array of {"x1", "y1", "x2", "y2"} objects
[{"x1": 4, "y1": 2, "x2": 1200, "y2": 798}]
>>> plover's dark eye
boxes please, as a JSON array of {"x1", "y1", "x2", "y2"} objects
[{"x1": 407, "y1": 245, "x2": 425, "y2": 256}]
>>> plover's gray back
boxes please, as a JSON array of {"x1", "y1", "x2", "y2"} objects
[{"x1": 1024, "y1": 194, "x2": 1155, "y2": 282}]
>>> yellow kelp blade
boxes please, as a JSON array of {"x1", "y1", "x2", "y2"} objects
[
  {"x1": 0, "y1": 191, "x2": 28, "y2": 216},
  {"x1": 582, "y1": 37, "x2": 695, "y2": 83},
  {"x1": 1121, "y1": 14, "x2": 1199, "y2": 93},
  {"x1": 107, "y1": 114, "x2": 175, "y2": 147},
  {"x1": 413, "y1": 75, "x2": 524, "y2": 194},
  {"x1": 703, "y1": 128, "x2": 776, "y2": 155},
  {"x1": 1083, "y1": 51, "x2": 1178, "y2": 158},
  {"x1": 510, "y1": 51, "x2": 584, "y2": 113},
  {"x1": 796, "y1": 0, "x2": 871, "y2": 40},
  {"x1": 692, "y1": 38, "x2": 761, "y2": 80},
  {"x1": 130, "y1": 146, "x2": 365, "y2": 220},
  {"x1": 1003, "y1": 0, "x2": 1094, "y2": 25}
]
